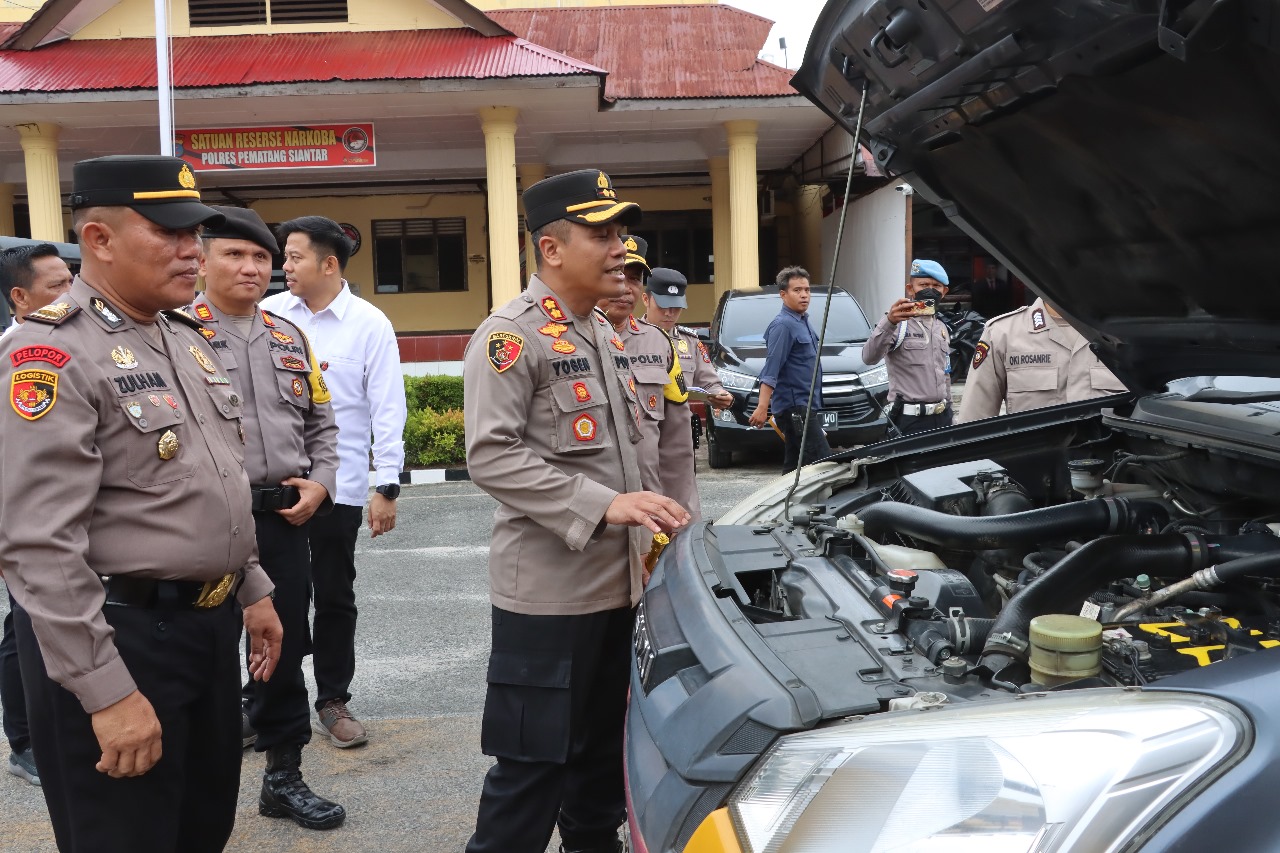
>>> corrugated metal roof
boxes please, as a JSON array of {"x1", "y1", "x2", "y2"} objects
[
  {"x1": 0, "y1": 29, "x2": 603, "y2": 93},
  {"x1": 487, "y1": 4, "x2": 797, "y2": 100}
]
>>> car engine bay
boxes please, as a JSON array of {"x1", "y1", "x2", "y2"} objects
[{"x1": 693, "y1": 400, "x2": 1280, "y2": 707}]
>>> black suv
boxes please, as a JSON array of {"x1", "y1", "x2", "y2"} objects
[
  {"x1": 625, "y1": 3, "x2": 1280, "y2": 852},
  {"x1": 701, "y1": 286, "x2": 890, "y2": 467}
]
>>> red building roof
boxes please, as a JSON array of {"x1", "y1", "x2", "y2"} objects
[
  {"x1": 0, "y1": 28, "x2": 602, "y2": 93},
  {"x1": 487, "y1": 4, "x2": 797, "y2": 100}
]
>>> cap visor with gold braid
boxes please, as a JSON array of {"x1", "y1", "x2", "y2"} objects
[
  {"x1": 70, "y1": 155, "x2": 225, "y2": 230},
  {"x1": 523, "y1": 169, "x2": 641, "y2": 233}
]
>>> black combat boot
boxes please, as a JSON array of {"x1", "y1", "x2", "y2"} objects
[{"x1": 259, "y1": 744, "x2": 346, "y2": 830}]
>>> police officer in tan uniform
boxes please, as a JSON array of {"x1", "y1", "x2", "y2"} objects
[
  {"x1": 193, "y1": 207, "x2": 344, "y2": 830},
  {"x1": 640, "y1": 268, "x2": 732, "y2": 520},
  {"x1": 0, "y1": 155, "x2": 282, "y2": 853},
  {"x1": 599, "y1": 235, "x2": 677, "y2": 494},
  {"x1": 958, "y1": 296, "x2": 1128, "y2": 422},
  {"x1": 862, "y1": 259, "x2": 954, "y2": 434},
  {"x1": 463, "y1": 170, "x2": 689, "y2": 853}
]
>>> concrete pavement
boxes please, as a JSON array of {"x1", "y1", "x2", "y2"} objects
[{"x1": 0, "y1": 452, "x2": 783, "y2": 853}]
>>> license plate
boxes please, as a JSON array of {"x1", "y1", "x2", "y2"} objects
[{"x1": 820, "y1": 410, "x2": 838, "y2": 429}]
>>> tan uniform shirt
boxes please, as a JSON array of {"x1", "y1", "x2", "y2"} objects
[
  {"x1": 958, "y1": 297, "x2": 1128, "y2": 422},
  {"x1": 0, "y1": 279, "x2": 273, "y2": 714},
  {"x1": 463, "y1": 275, "x2": 647, "y2": 616},
  {"x1": 191, "y1": 296, "x2": 339, "y2": 503},
  {"x1": 618, "y1": 315, "x2": 673, "y2": 494},
  {"x1": 661, "y1": 326, "x2": 726, "y2": 523},
  {"x1": 862, "y1": 313, "x2": 952, "y2": 404}
]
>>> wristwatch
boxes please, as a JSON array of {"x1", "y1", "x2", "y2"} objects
[{"x1": 375, "y1": 483, "x2": 401, "y2": 500}]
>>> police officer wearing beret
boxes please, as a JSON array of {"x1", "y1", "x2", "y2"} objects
[
  {"x1": 862, "y1": 258, "x2": 955, "y2": 434},
  {"x1": 640, "y1": 267, "x2": 733, "y2": 520},
  {"x1": 958, "y1": 296, "x2": 1128, "y2": 422},
  {"x1": 193, "y1": 207, "x2": 345, "y2": 830},
  {"x1": 0, "y1": 156, "x2": 283, "y2": 853},
  {"x1": 463, "y1": 170, "x2": 690, "y2": 853},
  {"x1": 598, "y1": 236, "x2": 684, "y2": 495}
]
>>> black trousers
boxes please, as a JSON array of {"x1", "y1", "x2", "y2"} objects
[
  {"x1": 16, "y1": 598, "x2": 241, "y2": 853},
  {"x1": 779, "y1": 405, "x2": 834, "y2": 473},
  {"x1": 1, "y1": 589, "x2": 30, "y2": 753},
  {"x1": 890, "y1": 405, "x2": 954, "y2": 435},
  {"x1": 309, "y1": 502, "x2": 362, "y2": 710},
  {"x1": 243, "y1": 511, "x2": 313, "y2": 751},
  {"x1": 466, "y1": 606, "x2": 634, "y2": 853}
]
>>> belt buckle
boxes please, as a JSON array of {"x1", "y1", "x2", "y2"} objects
[{"x1": 195, "y1": 573, "x2": 235, "y2": 608}]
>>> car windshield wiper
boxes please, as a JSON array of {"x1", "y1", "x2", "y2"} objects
[{"x1": 1183, "y1": 389, "x2": 1280, "y2": 404}]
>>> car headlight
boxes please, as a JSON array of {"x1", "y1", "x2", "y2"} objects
[
  {"x1": 728, "y1": 689, "x2": 1248, "y2": 853},
  {"x1": 718, "y1": 369, "x2": 757, "y2": 392},
  {"x1": 857, "y1": 364, "x2": 888, "y2": 387}
]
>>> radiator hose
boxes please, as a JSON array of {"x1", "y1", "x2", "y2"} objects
[{"x1": 856, "y1": 497, "x2": 1166, "y2": 550}]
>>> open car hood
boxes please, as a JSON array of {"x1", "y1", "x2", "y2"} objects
[{"x1": 794, "y1": 0, "x2": 1280, "y2": 392}]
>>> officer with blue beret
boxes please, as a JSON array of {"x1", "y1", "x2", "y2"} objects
[{"x1": 862, "y1": 258, "x2": 955, "y2": 434}]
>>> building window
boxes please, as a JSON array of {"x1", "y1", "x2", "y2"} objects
[
  {"x1": 632, "y1": 211, "x2": 714, "y2": 283},
  {"x1": 373, "y1": 219, "x2": 468, "y2": 294},
  {"x1": 189, "y1": 0, "x2": 348, "y2": 27}
]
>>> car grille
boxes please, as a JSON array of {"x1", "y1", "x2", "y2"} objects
[{"x1": 742, "y1": 373, "x2": 878, "y2": 426}]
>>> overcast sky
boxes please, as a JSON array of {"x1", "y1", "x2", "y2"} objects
[{"x1": 727, "y1": 0, "x2": 828, "y2": 69}]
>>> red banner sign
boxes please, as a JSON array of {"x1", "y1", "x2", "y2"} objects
[{"x1": 176, "y1": 123, "x2": 375, "y2": 171}]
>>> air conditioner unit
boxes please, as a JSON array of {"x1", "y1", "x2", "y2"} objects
[{"x1": 759, "y1": 189, "x2": 776, "y2": 221}]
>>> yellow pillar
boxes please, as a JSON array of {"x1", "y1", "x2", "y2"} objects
[
  {"x1": 518, "y1": 162, "x2": 547, "y2": 283},
  {"x1": 17, "y1": 123, "x2": 63, "y2": 242},
  {"x1": 0, "y1": 184, "x2": 15, "y2": 237},
  {"x1": 796, "y1": 184, "x2": 825, "y2": 280},
  {"x1": 479, "y1": 107, "x2": 521, "y2": 308},
  {"x1": 709, "y1": 156, "x2": 733, "y2": 301},
  {"x1": 724, "y1": 120, "x2": 760, "y2": 291}
]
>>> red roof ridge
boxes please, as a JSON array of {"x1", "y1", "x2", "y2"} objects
[{"x1": 488, "y1": 3, "x2": 775, "y2": 26}]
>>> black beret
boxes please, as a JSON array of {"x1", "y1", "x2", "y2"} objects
[
  {"x1": 70, "y1": 155, "x2": 224, "y2": 230},
  {"x1": 646, "y1": 267, "x2": 688, "y2": 308},
  {"x1": 203, "y1": 206, "x2": 279, "y2": 254},
  {"x1": 523, "y1": 169, "x2": 641, "y2": 233},
  {"x1": 622, "y1": 234, "x2": 649, "y2": 271}
]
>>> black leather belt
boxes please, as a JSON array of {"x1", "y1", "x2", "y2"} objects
[
  {"x1": 102, "y1": 574, "x2": 237, "y2": 609},
  {"x1": 250, "y1": 485, "x2": 300, "y2": 512}
]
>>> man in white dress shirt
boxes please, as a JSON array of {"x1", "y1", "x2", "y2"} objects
[{"x1": 260, "y1": 216, "x2": 407, "y2": 748}]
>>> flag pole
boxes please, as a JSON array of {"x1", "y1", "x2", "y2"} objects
[{"x1": 154, "y1": 0, "x2": 173, "y2": 155}]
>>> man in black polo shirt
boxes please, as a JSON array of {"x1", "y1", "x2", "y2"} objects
[{"x1": 748, "y1": 266, "x2": 833, "y2": 472}]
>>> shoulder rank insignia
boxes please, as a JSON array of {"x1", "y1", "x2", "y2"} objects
[
  {"x1": 540, "y1": 297, "x2": 567, "y2": 322},
  {"x1": 261, "y1": 310, "x2": 277, "y2": 328},
  {"x1": 25, "y1": 302, "x2": 78, "y2": 325},
  {"x1": 552, "y1": 340, "x2": 577, "y2": 354},
  {"x1": 193, "y1": 304, "x2": 214, "y2": 322},
  {"x1": 538, "y1": 322, "x2": 568, "y2": 339},
  {"x1": 10, "y1": 345, "x2": 71, "y2": 369},
  {"x1": 161, "y1": 308, "x2": 204, "y2": 331},
  {"x1": 972, "y1": 341, "x2": 991, "y2": 371},
  {"x1": 10, "y1": 369, "x2": 58, "y2": 420},
  {"x1": 189, "y1": 346, "x2": 217, "y2": 374},
  {"x1": 1031, "y1": 309, "x2": 1047, "y2": 331},
  {"x1": 487, "y1": 331, "x2": 524, "y2": 374},
  {"x1": 111, "y1": 345, "x2": 139, "y2": 370},
  {"x1": 90, "y1": 298, "x2": 124, "y2": 328},
  {"x1": 611, "y1": 337, "x2": 625, "y2": 352},
  {"x1": 270, "y1": 330, "x2": 295, "y2": 345},
  {"x1": 279, "y1": 355, "x2": 306, "y2": 371},
  {"x1": 628, "y1": 316, "x2": 640, "y2": 333}
]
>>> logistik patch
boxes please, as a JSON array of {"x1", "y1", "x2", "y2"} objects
[{"x1": 11, "y1": 369, "x2": 58, "y2": 420}]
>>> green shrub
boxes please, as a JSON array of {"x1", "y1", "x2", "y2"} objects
[
  {"x1": 404, "y1": 375, "x2": 464, "y2": 414},
  {"x1": 403, "y1": 407, "x2": 466, "y2": 467}
]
